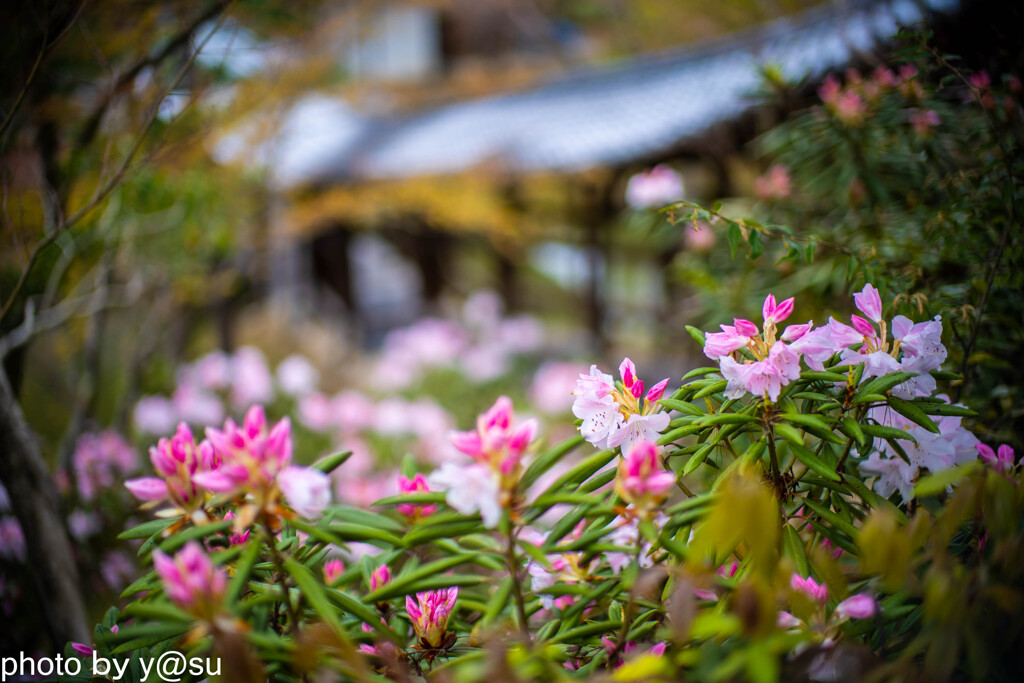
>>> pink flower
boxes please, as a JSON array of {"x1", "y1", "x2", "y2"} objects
[
  {"x1": 615, "y1": 441, "x2": 675, "y2": 509},
  {"x1": 125, "y1": 423, "x2": 219, "y2": 510},
  {"x1": 600, "y1": 636, "x2": 667, "y2": 668},
  {"x1": 977, "y1": 443, "x2": 1016, "y2": 473},
  {"x1": 853, "y1": 284, "x2": 883, "y2": 323},
  {"x1": 71, "y1": 643, "x2": 94, "y2": 656},
  {"x1": 406, "y1": 587, "x2": 458, "y2": 649},
  {"x1": 572, "y1": 360, "x2": 671, "y2": 449},
  {"x1": 370, "y1": 564, "x2": 391, "y2": 592},
  {"x1": 133, "y1": 396, "x2": 177, "y2": 435},
  {"x1": 625, "y1": 165, "x2": 684, "y2": 209},
  {"x1": 703, "y1": 321, "x2": 756, "y2": 360},
  {"x1": 762, "y1": 295, "x2": 795, "y2": 325},
  {"x1": 196, "y1": 406, "x2": 292, "y2": 496},
  {"x1": 229, "y1": 347, "x2": 274, "y2": 410},
  {"x1": 450, "y1": 396, "x2": 537, "y2": 477},
  {"x1": 153, "y1": 541, "x2": 226, "y2": 615},
  {"x1": 277, "y1": 466, "x2": 332, "y2": 518},
  {"x1": 0, "y1": 518, "x2": 25, "y2": 561},
  {"x1": 790, "y1": 574, "x2": 828, "y2": 604},
  {"x1": 396, "y1": 474, "x2": 437, "y2": 520},
  {"x1": 323, "y1": 558, "x2": 345, "y2": 585},
  {"x1": 835, "y1": 594, "x2": 878, "y2": 620},
  {"x1": 910, "y1": 109, "x2": 940, "y2": 136},
  {"x1": 606, "y1": 412, "x2": 671, "y2": 454}
]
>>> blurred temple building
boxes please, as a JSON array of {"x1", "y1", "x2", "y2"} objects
[{"x1": 223, "y1": 0, "x2": 966, "y2": 349}]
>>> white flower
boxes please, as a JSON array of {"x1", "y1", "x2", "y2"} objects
[
  {"x1": 606, "y1": 412, "x2": 671, "y2": 454},
  {"x1": 858, "y1": 452, "x2": 915, "y2": 502},
  {"x1": 572, "y1": 394, "x2": 624, "y2": 448},
  {"x1": 429, "y1": 462, "x2": 502, "y2": 528},
  {"x1": 278, "y1": 466, "x2": 332, "y2": 518}
]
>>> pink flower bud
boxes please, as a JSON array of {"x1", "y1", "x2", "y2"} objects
[
  {"x1": 397, "y1": 474, "x2": 437, "y2": 519},
  {"x1": 124, "y1": 477, "x2": 169, "y2": 502},
  {"x1": 645, "y1": 378, "x2": 670, "y2": 404},
  {"x1": 406, "y1": 587, "x2": 458, "y2": 648},
  {"x1": 71, "y1": 643, "x2": 94, "y2": 657},
  {"x1": 619, "y1": 358, "x2": 638, "y2": 391},
  {"x1": 733, "y1": 319, "x2": 759, "y2": 337},
  {"x1": 615, "y1": 441, "x2": 674, "y2": 508},
  {"x1": 323, "y1": 558, "x2": 345, "y2": 585},
  {"x1": 153, "y1": 542, "x2": 226, "y2": 614},
  {"x1": 370, "y1": 564, "x2": 391, "y2": 592},
  {"x1": 790, "y1": 573, "x2": 828, "y2": 604},
  {"x1": 853, "y1": 284, "x2": 883, "y2": 322},
  {"x1": 835, "y1": 594, "x2": 878, "y2": 619},
  {"x1": 850, "y1": 314, "x2": 876, "y2": 338}
]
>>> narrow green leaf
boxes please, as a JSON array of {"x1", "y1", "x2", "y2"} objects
[
  {"x1": 364, "y1": 556, "x2": 468, "y2": 602},
  {"x1": 914, "y1": 463, "x2": 979, "y2": 497},
  {"x1": 312, "y1": 450, "x2": 352, "y2": 474},
  {"x1": 685, "y1": 325, "x2": 707, "y2": 347},
  {"x1": 887, "y1": 396, "x2": 940, "y2": 434},
  {"x1": 788, "y1": 442, "x2": 841, "y2": 482},
  {"x1": 118, "y1": 518, "x2": 174, "y2": 540},
  {"x1": 801, "y1": 499, "x2": 858, "y2": 538},
  {"x1": 227, "y1": 539, "x2": 263, "y2": 604},
  {"x1": 782, "y1": 525, "x2": 810, "y2": 582},
  {"x1": 520, "y1": 434, "x2": 585, "y2": 490},
  {"x1": 659, "y1": 398, "x2": 705, "y2": 416}
]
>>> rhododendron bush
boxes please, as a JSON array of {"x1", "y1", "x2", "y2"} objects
[
  {"x1": 47, "y1": 279, "x2": 1016, "y2": 683},
  {"x1": 11, "y1": 43, "x2": 1023, "y2": 683}
]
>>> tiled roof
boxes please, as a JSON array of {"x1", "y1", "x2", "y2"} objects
[{"x1": 279, "y1": 0, "x2": 960, "y2": 187}]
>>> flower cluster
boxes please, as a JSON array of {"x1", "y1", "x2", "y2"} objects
[
  {"x1": 430, "y1": 396, "x2": 537, "y2": 527},
  {"x1": 704, "y1": 285, "x2": 948, "y2": 404},
  {"x1": 71, "y1": 431, "x2": 137, "y2": 501},
  {"x1": 572, "y1": 358, "x2": 670, "y2": 451},
  {"x1": 125, "y1": 406, "x2": 331, "y2": 529},
  {"x1": 703, "y1": 294, "x2": 805, "y2": 402},
  {"x1": 624, "y1": 164, "x2": 684, "y2": 209}
]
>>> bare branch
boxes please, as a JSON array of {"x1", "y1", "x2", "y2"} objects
[{"x1": 0, "y1": 2, "x2": 233, "y2": 328}]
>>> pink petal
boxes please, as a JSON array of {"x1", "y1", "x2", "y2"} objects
[
  {"x1": 124, "y1": 477, "x2": 169, "y2": 502},
  {"x1": 645, "y1": 378, "x2": 670, "y2": 403},
  {"x1": 850, "y1": 315, "x2": 875, "y2": 338}
]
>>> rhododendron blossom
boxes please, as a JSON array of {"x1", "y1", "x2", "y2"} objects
[
  {"x1": 572, "y1": 358, "x2": 670, "y2": 450},
  {"x1": 323, "y1": 558, "x2": 344, "y2": 585},
  {"x1": 615, "y1": 441, "x2": 674, "y2": 512},
  {"x1": 396, "y1": 474, "x2": 437, "y2": 521},
  {"x1": 431, "y1": 396, "x2": 537, "y2": 527},
  {"x1": 152, "y1": 541, "x2": 226, "y2": 617},
  {"x1": 705, "y1": 294, "x2": 807, "y2": 402},
  {"x1": 407, "y1": 587, "x2": 458, "y2": 649},
  {"x1": 790, "y1": 574, "x2": 828, "y2": 604},
  {"x1": 124, "y1": 423, "x2": 220, "y2": 512},
  {"x1": 835, "y1": 594, "x2": 878, "y2": 620},
  {"x1": 977, "y1": 443, "x2": 1016, "y2": 473}
]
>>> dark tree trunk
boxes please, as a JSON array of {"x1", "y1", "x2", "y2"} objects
[{"x1": 0, "y1": 367, "x2": 89, "y2": 650}]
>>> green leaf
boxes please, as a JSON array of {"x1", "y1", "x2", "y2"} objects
[
  {"x1": 481, "y1": 577, "x2": 513, "y2": 628},
  {"x1": 839, "y1": 416, "x2": 866, "y2": 446},
  {"x1": 123, "y1": 602, "x2": 193, "y2": 622},
  {"x1": 118, "y1": 518, "x2": 174, "y2": 540},
  {"x1": 887, "y1": 396, "x2": 940, "y2": 434},
  {"x1": 157, "y1": 520, "x2": 232, "y2": 554},
  {"x1": 727, "y1": 223, "x2": 742, "y2": 259},
  {"x1": 226, "y1": 538, "x2": 263, "y2": 604},
  {"x1": 695, "y1": 413, "x2": 759, "y2": 427},
  {"x1": 858, "y1": 372, "x2": 916, "y2": 397},
  {"x1": 311, "y1": 450, "x2": 352, "y2": 474},
  {"x1": 801, "y1": 499, "x2": 858, "y2": 538},
  {"x1": 782, "y1": 525, "x2": 810, "y2": 577},
  {"x1": 861, "y1": 423, "x2": 917, "y2": 443},
  {"x1": 693, "y1": 380, "x2": 728, "y2": 399},
  {"x1": 773, "y1": 423, "x2": 804, "y2": 447},
  {"x1": 658, "y1": 398, "x2": 705, "y2": 416},
  {"x1": 327, "y1": 522, "x2": 405, "y2": 547},
  {"x1": 748, "y1": 230, "x2": 764, "y2": 259},
  {"x1": 681, "y1": 366, "x2": 720, "y2": 380},
  {"x1": 788, "y1": 442, "x2": 841, "y2": 482},
  {"x1": 685, "y1": 325, "x2": 707, "y2": 347},
  {"x1": 327, "y1": 506, "x2": 406, "y2": 533},
  {"x1": 914, "y1": 463, "x2": 979, "y2": 497},
  {"x1": 374, "y1": 492, "x2": 446, "y2": 507},
  {"x1": 657, "y1": 424, "x2": 703, "y2": 445},
  {"x1": 801, "y1": 371, "x2": 849, "y2": 383},
  {"x1": 282, "y1": 556, "x2": 354, "y2": 642},
  {"x1": 520, "y1": 435, "x2": 585, "y2": 490},
  {"x1": 539, "y1": 448, "x2": 616, "y2": 497},
  {"x1": 918, "y1": 402, "x2": 977, "y2": 417}
]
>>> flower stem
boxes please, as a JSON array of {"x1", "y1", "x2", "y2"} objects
[{"x1": 505, "y1": 528, "x2": 532, "y2": 643}]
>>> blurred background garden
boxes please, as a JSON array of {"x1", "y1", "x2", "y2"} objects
[{"x1": 1, "y1": 0, "x2": 1022, "y2": 672}]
